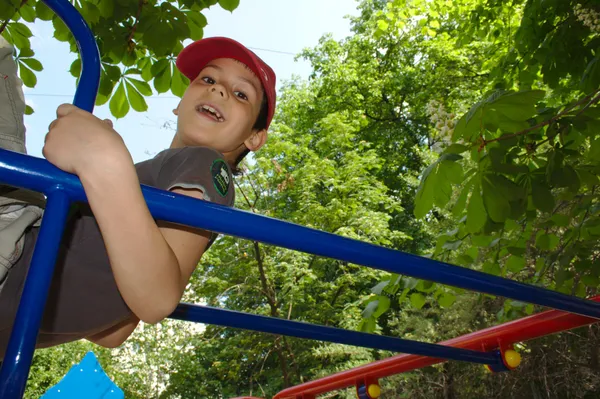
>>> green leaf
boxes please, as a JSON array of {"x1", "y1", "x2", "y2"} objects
[
  {"x1": 452, "y1": 179, "x2": 472, "y2": 216},
  {"x1": 442, "y1": 240, "x2": 462, "y2": 250},
  {"x1": 186, "y1": 11, "x2": 206, "y2": 40},
  {"x1": 398, "y1": 288, "x2": 410, "y2": 304},
  {"x1": 531, "y1": 179, "x2": 554, "y2": 213},
  {"x1": 483, "y1": 261, "x2": 501, "y2": 276},
  {"x1": 11, "y1": 22, "x2": 32, "y2": 38},
  {"x1": 25, "y1": 105, "x2": 33, "y2": 115},
  {"x1": 403, "y1": 277, "x2": 419, "y2": 290},
  {"x1": 358, "y1": 317, "x2": 376, "y2": 333},
  {"x1": 361, "y1": 300, "x2": 378, "y2": 319},
  {"x1": 582, "y1": 274, "x2": 600, "y2": 287},
  {"x1": 125, "y1": 81, "x2": 148, "y2": 112},
  {"x1": 69, "y1": 58, "x2": 81, "y2": 78},
  {"x1": 472, "y1": 235, "x2": 493, "y2": 247},
  {"x1": 416, "y1": 280, "x2": 436, "y2": 293},
  {"x1": 437, "y1": 292, "x2": 456, "y2": 308},
  {"x1": 506, "y1": 256, "x2": 526, "y2": 273},
  {"x1": 482, "y1": 175, "x2": 511, "y2": 223},
  {"x1": 154, "y1": 63, "x2": 172, "y2": 94},
  {"x1": 440, "y1": 160, "x2": 463, "y2": 184},
  {"x1": 127, "y1": 77, "x2": 152, "y2": 96},
  {"x1": 467, "y1": 182, "x2": 486, "y2": 233},
  {"x1": 507, "y1": 246, "x2": 526, "y2": 256},
  {"x1": 35, "y1": 1, "x2": 54, "y2": 20},
  {"x1": 218, "y1": 0, "x2": 240, "y2": 12},
  {"x1": 377, "y1": 20, "x2": 389, "y2": 31},
  {"x1": 410, "y1": 293, "x2": 426, "y2": 309},
  {"x1": 373, "y1": 296, "x2": 391, "y2": 318},
  {"x1": 371, "y1": 281, "x2": 389, "y2": 295},
  {"x1": 141, "y1": 59, "x2": 153, "y2": 82},
  {"x1": 535, "y1": 232, "x2": 559, "y2": 251},
  {"x1": 18, "y1": 64, "x2": 36, "y2": 88},
  {"x1": 97, "y1": 0, "x2": 115, "y2": 18},
  {"x1": 443, "y1": 144, "x2": 470, "y2": 154},
  {"x1": 19, "y1": 4, "x2": 36, "y2": 22},
  {"x1": 535, "y1": 258, "x2": 545, "y2": 272},
  {"x1": 52, "y1": 16, "x2": 71, "y2": 42},
  {"x1": 20, "y1": 58, "x2": 42, "y2": 72},
  {"x1": 18, "y1": 48, "x2": 33, "y2": 58},
  {"x1": 414, "y1": 163, "x2": 437, "y2": 218},
  {"x1": 171, "y1": 68, "x2": 189, "y2": 98},
  {"x1": 80, "y1": 2, "x2": 101, "y2": 25},
  {"x1": 550, "y1": 214, "x2": 570, "y2": 227},
  {"x1": 109, "y1": 81, "x2": 130, "y2": 118}
]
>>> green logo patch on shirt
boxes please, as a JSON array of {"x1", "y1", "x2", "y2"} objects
[{"x1": 211, "y1": 159, "x2": 230, "y2": 197}]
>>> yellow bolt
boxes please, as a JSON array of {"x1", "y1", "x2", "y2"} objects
[
  {"x1": 504, "y1": 349, "x2": 522, "y2": 368},
  {"x1": 484, "y1": 364, "x2": 492, "y2": 373},
  {"x1": 368, "y1": 384, "x2": 381, "y2": 398}
]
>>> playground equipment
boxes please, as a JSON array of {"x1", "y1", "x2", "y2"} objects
[
  {"x1": 40, "y1": 352, "x2": 124, "y2": 399},
  {"x1": 0, "y1": 1, "x2": 599, "y2": 398}
]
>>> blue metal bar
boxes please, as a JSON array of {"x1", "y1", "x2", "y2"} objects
[
  {"x1": 1, "y1": 148, "x2": 600, "y2": 320},
  {"x1": 171, "y1": 304, "x2": 503, "y2": 366},
  {"x1": 0, "y1": 190, "x2": 72, "y2": 399},
  {"x1": 41, "y1": 0, "x2": 100, "y2": 111}
]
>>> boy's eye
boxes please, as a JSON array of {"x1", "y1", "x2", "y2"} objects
[
  {"x1": 201, "y1": 76, "x2": 215, "y2": 84},
  {"x1": 235, "y1": 91, "x2": 248, "y2": 100}
]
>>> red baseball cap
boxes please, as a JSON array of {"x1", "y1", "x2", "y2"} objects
[{"x1": 176, "y1": 37, "x2": 277, "y2": 130}]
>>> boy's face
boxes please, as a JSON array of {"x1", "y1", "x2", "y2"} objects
[{"x1": 173, "y1": 57, "x2": 266, "y2": 157}]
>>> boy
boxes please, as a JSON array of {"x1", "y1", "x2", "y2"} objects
[{"x1": 0, "y1": 36, "x2": 276, "y2": 356}]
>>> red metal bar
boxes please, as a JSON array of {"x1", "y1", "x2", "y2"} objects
[{"x1": 274, "y1": 296, "x2": 600, "y2": 399}]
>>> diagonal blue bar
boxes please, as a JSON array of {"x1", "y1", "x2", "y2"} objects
[
  {"x1": 0, "y1": 190, "x2": 72, "y2": 399},
  {"x1": 171, "y1": 304, "x2": 502, "y2": 366},
  {"x1": 1, "y1": 149, "x2": 600, "y2": 321},
  {"x1": 42, "y1": 0, "x2": 100, "y2": 112}
]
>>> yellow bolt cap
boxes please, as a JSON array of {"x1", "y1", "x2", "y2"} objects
[
  {"x1": 368, "y1": 384, "x2": 381, "y2": 398},
  {"x1": 504, "y1": 349, "x2": 521, "y2": 368}
]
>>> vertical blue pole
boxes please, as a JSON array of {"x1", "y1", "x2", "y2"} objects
[
  {"x1": 41, "y1": 0, "x2": 100, "y2": 112},
  {"x1": 0, "y1": 190, "x2": 72, "y2": 399}
]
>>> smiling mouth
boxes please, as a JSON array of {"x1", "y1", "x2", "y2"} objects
[{"x1": 196, "y1": 104, "x2": 225, "y2": 122}]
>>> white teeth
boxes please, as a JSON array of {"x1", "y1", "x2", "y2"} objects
[{"x1": 200, "y1": 104, "x2": 223, "y2": 121}]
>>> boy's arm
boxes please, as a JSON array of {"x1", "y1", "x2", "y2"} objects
[
  {"x1": 44, "y1": 105, "x2": 212, "y2": 324},
  {"x1": 86, "y1": 316, "x2": 140, "y2": 348},
  {"x1": 79, "y1": 167, "x2": 210, "y2": 323}
]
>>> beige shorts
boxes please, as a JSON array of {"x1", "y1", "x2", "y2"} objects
[
  {"x1": 0, "y1": 36, "x2": 26, "y2": 154},
  {"x1": 0, "y1": 38, "x2": 43, "y2": 291}
]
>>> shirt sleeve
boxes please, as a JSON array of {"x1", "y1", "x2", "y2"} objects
[{"x1": 156, "y1": 147, "x2": 235, "y2": 207}]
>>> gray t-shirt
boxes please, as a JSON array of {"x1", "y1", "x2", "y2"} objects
[{"x1": 0, "y1": 146, "x2": 235, "y2": 356}]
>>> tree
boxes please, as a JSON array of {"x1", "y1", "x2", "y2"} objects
[
  {"x1": 412, "y1": 0, "x2": 600, "y2": 319},
  {"x1": 164, "y1": 106, "x2": 407, "y2": 397},
  {"x1": 0, "y1": 0, "x2": 241, "y2": 117}
]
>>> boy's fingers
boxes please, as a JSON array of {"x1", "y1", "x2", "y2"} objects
[
  {"x1": 56, "y1": 103, "x2": 79, "y2": 118},
  {"x1": 48, "y1": 119, "x2": 58, "y2": 132}
]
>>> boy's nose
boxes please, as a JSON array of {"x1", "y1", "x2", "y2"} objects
[{"x1": 211, "y1": 87, "x2": 224, "y2": 97}]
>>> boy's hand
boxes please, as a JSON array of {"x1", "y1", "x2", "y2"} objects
[{"x1": 43, "y1": 104, "x2": 130, "y2": 176}]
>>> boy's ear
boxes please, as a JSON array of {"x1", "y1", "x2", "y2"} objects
[{"x1": 245, "y1": 129, "x2": 268, "y2": 152}]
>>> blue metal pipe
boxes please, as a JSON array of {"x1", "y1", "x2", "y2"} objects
[
  {"x1": 41, "y1": 0, "x2": 100, "y2": 111},
  {"x1": 0, "y1": 190, "x2": 72, "y2": 399},
  {"x1": 171, "y1": 304, "x2": 503, "y2": 366},
  {"x1": 1, "y1": 148, "x2": 600, "y2": 320}
]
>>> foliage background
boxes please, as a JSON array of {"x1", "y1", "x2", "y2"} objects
[{"x1": 2, "y1": 0, "x2": 600, "y2": 398}]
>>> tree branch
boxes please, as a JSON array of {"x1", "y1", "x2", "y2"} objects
[
  {"x1": 0, "y1": 0, "x2": 28, "y2": 35},
  {"x1": 127, "y1": 0, "x2": 145, "y2": 45},
  {"x1": 484, "y1": 88, "x2": 600, "y2": 146}
]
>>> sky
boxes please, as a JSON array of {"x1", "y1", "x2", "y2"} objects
[{"x1": 22, "y1": 0, "x2": 360, "y2": 163}]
